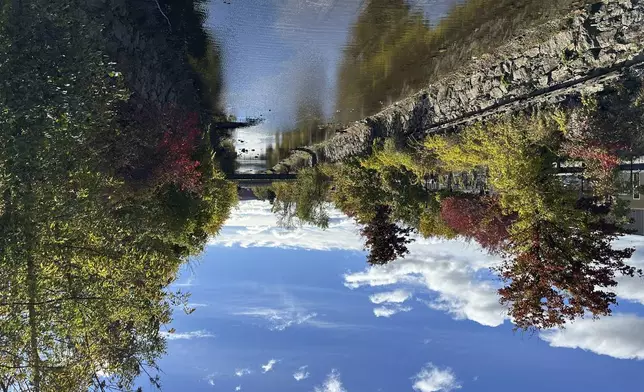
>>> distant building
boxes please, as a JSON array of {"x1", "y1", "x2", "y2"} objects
[{"x1": 619, "y1": 170, "x2": 644, "y2": 235}]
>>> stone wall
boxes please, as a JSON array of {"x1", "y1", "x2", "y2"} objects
[{"x1": 272, "y1": 0, "x2": 644, "y2": 173}]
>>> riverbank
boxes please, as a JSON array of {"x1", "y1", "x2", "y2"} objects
[{"x1": 271, "y1": 0, "x2": 644, "y2": 173}]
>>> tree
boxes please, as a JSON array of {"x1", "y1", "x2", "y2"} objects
[
  {"x1": 326, "y1": 162, "x2": 387, "y2": 222},
  {"x1": 361, "y1": 205, "x2": 414, "y2": 265},
  {"x1": 424, "y1": 114, "x2": 563, "y2": 221},
  {"x1": 0, "y1": 0, "x2": 236, "y2": 389},
  {"x1": 272, "y1": 167, "x2": 332, "y2": 229},
  {"x1": 440, "y1": 196, "x2": 513, "y2": 252},
  {"x1": 497, "y1": 217, "x2": 638, "y2": 331}
]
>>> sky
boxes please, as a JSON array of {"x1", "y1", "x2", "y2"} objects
[{"x1": 148, "y1": 200, "x2": 644, "y2": 392}]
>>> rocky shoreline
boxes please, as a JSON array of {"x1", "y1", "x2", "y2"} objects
[{"x1": 271, "y1": 0, "x2": 644, "y2": 173}]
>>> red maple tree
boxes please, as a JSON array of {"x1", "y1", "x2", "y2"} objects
[
  {"x1": 439, "y1": 196, "x2": 513, "y2": 252},
  {"x1": 498, "y1": 218, "x2": 638, "y2": 330}
]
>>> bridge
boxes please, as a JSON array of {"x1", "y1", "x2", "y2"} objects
[
  {"x1": 227, "y1": 173, "x2": 297, "y2": 181},
  {"x1": 227, "y1": 173, "x2": 297, "y2": 187}
]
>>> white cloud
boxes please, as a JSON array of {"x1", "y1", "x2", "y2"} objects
[
  {"x1": 95, "y1": 369, "x2": 111, "y2": 378},
  {"x1": 313, "y1": 370, "x2": 347, "y2": 392},
  {"x1": 540, "y1": 313, "x2": 644, "y2": 360},
  {"x1": 235, "y1": 386, "x2": 242, "y2": 391},
  {"x1": 607, "y1": 236, "x2": 644, "y2": 305},
  {"x1": 173, "y1": 276, "x2": 195, "y2": 287},
  {"x1": 533, "y1": 237, "x2": 644, "y2": 361},
  {"x1": 261, "y1": 359, "x2": 279, "y2": 373},
  {"x1": 204, "y1": 373, "x2": 216, "y2": 387},
  {"x1": 293, "y1": 365, "x2": 310, "y2": 381},
  {"x1": 160, "y1": 330, "x2": 215, "y2": 340},
  {"x1": 345, "y1": 238, "x2": 507, "y2": 327},
  {"x1": 217, "y1": 202, "x2": 508, "y2": 328},
  {"x1": 187, "y1": 303, "x2": 208, "y2": 308},
  {"x1": 412, "y1": 363, "x2": 461, "y2": 392},
  {"x1": 235, "y1": 307, "x2": 318, "y2": 331},
  {"x1": 369, "y1": 289, "x2": 412, "y2": 304},
  {"x1": 373, "y1": 305, "x2": 412, "y2": 318},
  {"x1": 235, "y1": 368, "x2": 252, "y2": 377},
  {"x1": 209, "y1": 200, "x2": 363, "y2": 251}
]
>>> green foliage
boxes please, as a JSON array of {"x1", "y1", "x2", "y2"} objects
[
  {"x1": 251, "y1": 186, "x2": 276, "y2": 202},
  {"x1": 361, "y1": 138, "x2": 437, "y2": 180},
  {"x1": 272, "y1": 167, "x2": 332, "y2": 229},
  {"x1": 361, "y1": 205, "x2": 414, "y2": 265},
  {"x1": 425, "y1": 114, "x2": 563, "y2": 221},
  {"x1": 323, "y1": 163, "x2": 386, "y2": 222},
  {"x1": 0, "y1": 0, "x2": 237, "y2": 389},
  {"x1": 188, "y1": 39, "x2": 224, "y2": 117},
  {"x1": 418, "y1": 193, "x2": 458, "y2": 239}
]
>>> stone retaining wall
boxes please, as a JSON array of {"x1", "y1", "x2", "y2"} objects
[{"x1": 272, "y1": 0, "x2": 644, "y2": 173}]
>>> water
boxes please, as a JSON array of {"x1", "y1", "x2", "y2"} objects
[
  {"x1": 3, "y1": 0, "x2": 644, "y2": 391},
  {"x1": 206, "y1": 0, "x2": 583, "y2": 170},
  {"x1": 205, "y1": 0, "x2": 464, "y2": 169}
]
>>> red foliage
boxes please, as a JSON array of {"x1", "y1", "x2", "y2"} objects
[
  {"x1": 155, "y1": 110, "x2": 203, "y2": 192},
  {"x1": 498, "y1": 219, "x2": 638, "y2": 330},
  {"x1": 361, "y1": 205, "x2": 414, "y2": 265},
  {"x1": 564, "y1": 141, "x2": 621, "y2": 172},
  {"x1": 440, "y1": 196, "x2": 512, "y2": 252}
]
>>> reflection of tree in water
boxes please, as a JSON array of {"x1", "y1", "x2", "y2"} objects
[
  {"x1": 264, "y1": 56, "x2": 334, "y2": 167},
  {"x1": 0, "y1": 0, "x2": 236, "y2": 390},
  {"x1": 335, "y1": 0, "x2": 583, "y2": 124}
]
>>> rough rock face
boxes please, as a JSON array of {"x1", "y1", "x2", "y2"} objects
[
  {"x1": 273, "y1": 0, "x2": 644, "y2": 172},
  {"x1": 85, "y1": 0, "x2": 202, "y2": 108}
]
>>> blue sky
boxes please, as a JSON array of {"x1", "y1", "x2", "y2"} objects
[{"x1": 148, "y1": 200, "x2": 644, "y2": 392}]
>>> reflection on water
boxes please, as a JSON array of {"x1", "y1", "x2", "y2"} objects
[
  {"x1": 3, "y1": 0, "x2": 644, "y2": 390},
  {"x1": 210, "y1": 0, "x2": 586, "y2": 168}
]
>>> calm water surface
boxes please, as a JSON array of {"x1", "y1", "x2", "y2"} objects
[{"x1": 205, "y1": 0, "x2": 461, "y2": 170}]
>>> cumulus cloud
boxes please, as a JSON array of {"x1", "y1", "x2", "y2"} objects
[
  {"x1": 369, "y1": 289, "x2": 412, "y2": 304},
  {"x1": 540, "y1": 313, "x2": 644, "y2": 360},
  {"x1": 412, "y1": 363, "x2": 461, "y2": 392},
  {"x1": 313, "y1": 370, "x2": 347, "y2": 392},
  {"x1": 235, "y1": 368, "x2": 252, "y2": 377},
  {"x1": 261, "y1": 359, "x2": 279, "y2": 373},
  {"x1": 293, "y1": 365, "x2": 310, "y2": 381},
  {"x1": 220, "y1": 203, "x2": 508, "y2": 327},
  {"x1": 160, "y1": 330, "x2": 215, "y2": 340},
  {"x1": 235, "y1": 307, "x2": 317, "y2": 331},
  {"x1": 607, "y1": 236, "x2": 644, "y2": 305},
  {"x1": 235, "y1": 386, "x2": 241, "y2": 391},
  {"x1": 345, "y1": 238, "x2": 507, "y2": 327},
  {"x1": 209, "y1": 200, "x2": 363, "y2": 251},
  {"x1": 373, "y1": 304, "x2": 412, "y2": 318}
]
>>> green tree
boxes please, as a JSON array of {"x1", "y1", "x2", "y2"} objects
[
  {"x1": 0, "y1": 0, "x2": 236, "y2": 389},
  {"x1": 272, "y1": 167, "x2": 332, "y2": 229}
]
